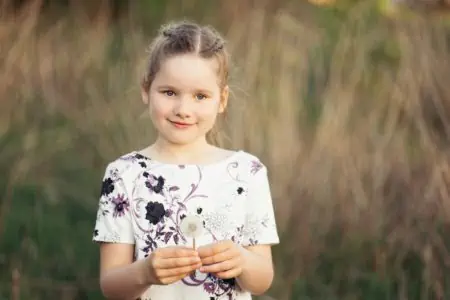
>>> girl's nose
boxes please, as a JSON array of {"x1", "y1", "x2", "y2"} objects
[{"x1": 173, "y1": 96, "x2": 192, "y2": 118}]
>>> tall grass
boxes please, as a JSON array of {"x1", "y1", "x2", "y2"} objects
[{"x1": 0, "y1": 0, "x2": 450, "y2": 299}]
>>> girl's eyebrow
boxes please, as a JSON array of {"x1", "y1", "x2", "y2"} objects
[
  {"x1": 156, "y1": 84, "x2": 177, "y2": 90},
  {"x1": 156, "y1": 84, "x2": 214, "y2": 94},
  {"x1": 194, "y1": 88, "x2": 213, "y2": 94}
]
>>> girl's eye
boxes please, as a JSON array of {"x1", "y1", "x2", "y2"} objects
[
  {"x1": 195, "y1": 94, "x2": 207, "y2": 101},
  {"x1": 163, "y1": 90, "x2": 175, "y2": 97}
]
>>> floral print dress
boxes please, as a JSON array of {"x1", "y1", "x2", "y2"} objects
[{"x1": 92, "y1": 150, "x2": 280, "y2": 300}]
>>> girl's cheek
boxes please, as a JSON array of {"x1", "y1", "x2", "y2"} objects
[{"x1": 197, "y1": 102, "x2": 222, "y2": 115}]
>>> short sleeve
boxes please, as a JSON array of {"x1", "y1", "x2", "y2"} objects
[
  {"x1": 242, "y1": 161, "x2": 280, "y2": 246},
  {"x1": 92, "y1": 161, "x2": 135, "y2": 244}
]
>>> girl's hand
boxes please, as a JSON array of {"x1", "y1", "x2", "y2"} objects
[
  {"x1": 144, "y1": 246, "x2": 202, "y2": 285},
  {"x1": 197, "y1": 240, "x2": 246, "y2": 279}
]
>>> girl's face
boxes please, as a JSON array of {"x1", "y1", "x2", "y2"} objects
[{"x1": 142, "y1": 54, "x2": 228, "y2": 146}]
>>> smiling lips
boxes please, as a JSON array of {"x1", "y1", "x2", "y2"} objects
[{"x1": 169, "y1": 120, "x2": 194, "y2": 129}]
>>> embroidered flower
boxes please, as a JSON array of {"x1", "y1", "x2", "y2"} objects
[
  {"x1": 143, "y1": 234, "x2": 158, "y2": 255},
  {"x1": 164, "y1": 209, "x2": 173, "y2": 218},
  {"x1": 134, "y1": 153, "x2": 147, "y2": 160},
  {"x1": 202, "y1": 274, "x2": 236, "y2": 298},
  {"x1": 250, "y1": 160, "x2": 263, "y2": 175},
  {"x1": 145, "y1": 175, "x2": 165, "y2": 194},
  {"x1": 112, "y1": 194, "x2": 130, "y2": 217},
  {"x1": 221, "y1": 278, "x2": 236, "y2": 286},
  {"x1": 145, "y1": 202, "x2": 166, "y2": 225},
  {"x1": 101, "y1": 178, "x2": 114, "y2": 196},
  {"x1": 203, "y1": 282, "x2": 215, "y2": 293}
]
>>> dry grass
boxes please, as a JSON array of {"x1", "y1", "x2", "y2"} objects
[{"x1": 1, "y1": 0, "x2": 450, "y2": 299}]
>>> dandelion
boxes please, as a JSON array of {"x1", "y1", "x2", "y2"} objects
[{"x1": 180, "y1": 214, "x2": 204, "y2": 249}]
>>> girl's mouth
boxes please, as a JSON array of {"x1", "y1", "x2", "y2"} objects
[{"x1": 169, "y1": 120, "x2": 193, "y2": 129}]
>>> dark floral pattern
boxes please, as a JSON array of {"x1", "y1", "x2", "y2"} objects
[
  {"x1": 134, "y1": 153, "x2": 149, "y2": 160},
  {"x1": 112, "y1": 194, "x2": 130, "y2": 217},
  {"x1": 142, "y1": 211, "x2": 183, "y2": 257},
  {"x1": 145, "y1": 175, "x2": 165, "y2": 194},
  {"x1": 182, "y1": 273, "x2": 237, "y2": 299},
  {"x1": 205, "y1": 275, "x2": 237, "y2": 299},
  {"x1": 101, "y1": 177, "x2": 114, "y2": 196},
  {"x1": 145, "y1": 202, "x2": 166, "y2": 225}
]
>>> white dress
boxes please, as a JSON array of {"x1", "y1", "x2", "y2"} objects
[{"x1": 92, "y1": 150, "x2": 280, "y2": 300}]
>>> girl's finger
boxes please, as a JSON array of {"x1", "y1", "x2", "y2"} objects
[
  {"x1": 154, "y1": 247, "x2": 198, "y2": 259},
  {"x1": 200, "y1": 248, "x2": 235, "y2": 265},
  {"x1": 200, "y1": 257, "x2": 239, "y2": 273},
  {"x1": 156, "y1": 256, "x2": 201, "y2": 269},
  {"x1": 197, "y1": 240, "x2": 234, "y2": 259},
  {"x1": 158, "y1": 262, "x2": 202, "y2": 277}
]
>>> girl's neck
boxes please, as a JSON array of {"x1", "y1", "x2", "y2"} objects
[{"x1": 143, "y1": 136, "x2": 221, "y2": 165}]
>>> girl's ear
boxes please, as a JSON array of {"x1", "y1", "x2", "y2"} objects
[
  {"x1": 141, "y1": 86, "x2": 149, "y2": 105},
  {"x1": 219, "y1": 85, "x2": 229, "y2": 113}
]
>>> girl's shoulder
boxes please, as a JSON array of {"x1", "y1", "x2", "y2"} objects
[
  {"x1": 216, "y1": 149, "x2": 268, "y2": 179},
  {"x1": 235, "y1": 150, "x2": 267, "y2": 176},
  {"x1": 102, "y1": 151, "x2": 149, "y2": 180},
  {"x1": 232, "y1": 150, "x2": 266, "y2": 167}
]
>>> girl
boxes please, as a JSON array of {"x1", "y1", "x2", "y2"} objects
[{"x1": 92, "y1": 20, "x2": 279, "y2": 300}]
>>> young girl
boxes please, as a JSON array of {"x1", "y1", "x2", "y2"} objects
[{"x1": 92, "y1": 20, "x2": 279, "y2": 300}]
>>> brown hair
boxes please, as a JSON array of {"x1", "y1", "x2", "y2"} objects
[{"x1": 141, "y1": 20, "x2": 230, "y2": 92}]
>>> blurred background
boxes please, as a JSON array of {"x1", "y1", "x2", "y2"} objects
[{"x1": 1, "y1": 0, "x2": 450, "y2": 299}]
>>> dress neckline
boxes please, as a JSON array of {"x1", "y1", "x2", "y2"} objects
[{"x1": 131, "y1": 150, "x2": 243, "y2": 168}]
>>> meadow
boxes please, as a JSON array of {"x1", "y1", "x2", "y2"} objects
[{"x1": 1, "y1": 0, "x2": 450, "y2": 299}]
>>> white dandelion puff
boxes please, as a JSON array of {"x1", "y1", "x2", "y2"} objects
[{"x1": 180, "y1": 214, "x2": 204, "y2": 249}]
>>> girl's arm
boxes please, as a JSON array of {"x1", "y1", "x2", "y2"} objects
[
  {"x1": 99, "y1": 243, "x2": 202, "y2": 300},
  {"x1": 236, "y1": 244, "x2": 274, "y2": 295},
  {"x1": 235, "y1": 162, "x2": 278, "y2": 294},
  {"x1": 99, "y1": 243, "x2": 151, "y2": 300}
]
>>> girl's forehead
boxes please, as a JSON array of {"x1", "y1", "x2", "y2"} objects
[
  {"x1": 162, "y1": 54, "x2": 219, "y2": 74},
  {"x1": 154, "y1": 54, "x2": 221, "y2": 90}
]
